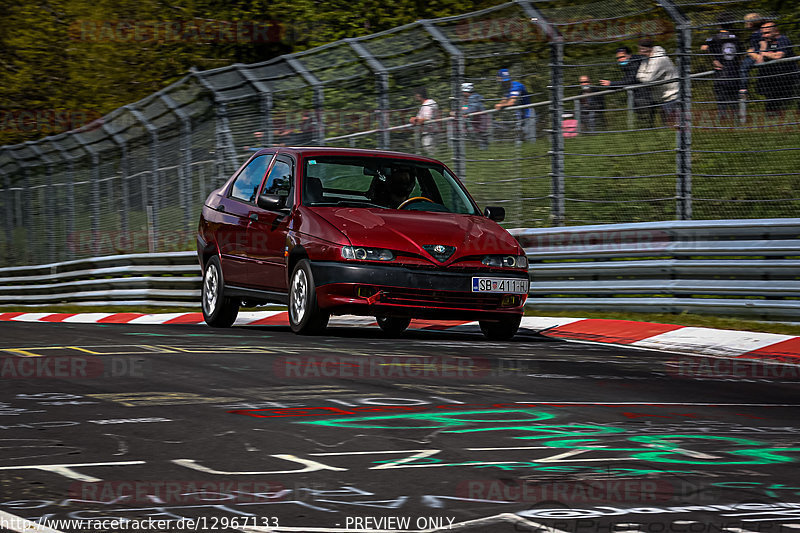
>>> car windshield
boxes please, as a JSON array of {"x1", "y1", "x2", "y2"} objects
[{"x1": 302, "y1": 156, "x2": 480, "y2": 215}]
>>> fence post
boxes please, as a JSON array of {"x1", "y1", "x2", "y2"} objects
[
  {"x1": 286, "y1": 57, "x2": 325, "y2": 146},
  {"x1": 549, "y1": 40, "x2": 566, "y2": 227},
  {"x1": 347, "y1": 39, "x2": 391, "y2": 150},
  {"x1": 3, "y1": 173, "x2": 14, "y2": 265},
  {"x1": 125, "y1": 106, "x2": 161, "y2": 250},
  {"x1": 73, "y1": 133, "x2": 101, "y2": 254},
  {"x1": 739, "y1": 91, "x2": 747, "y2": 124},
  {"x1": 234, "y1": 64, "x2": 275, "y2": 147},
  {"x1": 422, "y1": 21, "x2": 465, "y2": 179},
  {"x1": 25, "y1": 144, "x2": 55, "y2": 263},
  {"x1": 160, "y1": 93, "x2": 195, "y2": 234},
  {"x1": 658, "y1": 0, "x2": 692, "y2": 220},
  {"x1": 50, "y1": 139, "x2": 76, "y2": 261},
  {"x1": 627, "y1": 89, "x2": 635, "y2": 130},
  {"x1": 100, "y1": 123, "x2": 130, "y2": 246},
  {"x1": 520, "y1": 0, "x2": 563, "y2": 226}
]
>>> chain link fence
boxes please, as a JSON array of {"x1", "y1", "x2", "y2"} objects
[{"x1": 1, "y1": 0, "x2": 798, "y2": 267}]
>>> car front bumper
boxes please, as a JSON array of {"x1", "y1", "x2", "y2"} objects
[{"x1": 310, "y1": 261, "x2": 528, "y2": 320}]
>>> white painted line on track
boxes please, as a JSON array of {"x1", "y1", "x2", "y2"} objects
[{"x1": 0, "y1": 510, "x2": 65, "y2": 533}]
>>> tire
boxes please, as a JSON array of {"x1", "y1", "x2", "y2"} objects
[
  {"x1": 376, "y1": 316, "x2": 411, "y2": 336},
  {"x1": 202, "y1": 256, "x2": 239, "y2": 328},
  {"x1": 479, "y1": 315, "x2": 521, "y2": 341},
  {"x1": 288, "y1": 259, "x2": 329, "y2": 334}
]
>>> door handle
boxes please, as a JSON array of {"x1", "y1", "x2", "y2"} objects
[{"x1": 249, "y1": 213, "x2": 258, "y2": 221}]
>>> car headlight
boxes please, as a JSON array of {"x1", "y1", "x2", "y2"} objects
[
  {"x1": 481, "y1": 255, "x2": 528, "y2": 268},
  {"x1": 341, "y1": 246, "x2": 394, "y2": 261}
]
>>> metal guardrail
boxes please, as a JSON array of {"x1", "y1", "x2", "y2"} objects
[
  {"x1": 0, "y1": 251, "x2": 200, "y2": 307},
  {"x1": 510, "y1": 218, "x2": 800, "y2": 319},
  {"x1": 2, "y1": 219, "x2": 799, "y2": 318}
]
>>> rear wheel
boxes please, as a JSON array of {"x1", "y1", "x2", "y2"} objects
[
  {"x1": 289, "y1": 259, "x2": 329, "y2": 334},
  {"x1": 479, "y1": 315, "x2": 521, "y2": 341},
  {"x1": 202, "y1": 256, "x2": 239, "y2": 328},
  {"x1": 376, "y1": 316, "x2": 411, "y2": 336}
]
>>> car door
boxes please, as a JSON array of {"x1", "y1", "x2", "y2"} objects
[
  {"x1": 247, "y1": 155, "x2": 295, "y2": 292},
  {"x1": 219, "y1": 153, "x2": 273, "y2": 287}
]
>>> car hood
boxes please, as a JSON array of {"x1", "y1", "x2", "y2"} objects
[{"x1": 310, "y1": 207, "x2": 521, "y2": 263}]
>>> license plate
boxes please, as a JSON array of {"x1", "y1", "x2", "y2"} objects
[{"x1": 472, "y1": 277, "x2": 529, "y2": 294}]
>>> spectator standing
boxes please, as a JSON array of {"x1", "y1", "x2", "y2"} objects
[
  {"x1": 752, "y1": 21, "x2": 798, "y2": 118},
  {"x1": 600, "y1": 47, "x2": 655, "y2": 128},
  {"x1": 740, "y1": 13, "x2": 764, "y2": 93},
  {"x1": 703, "y1": 18, "x2": 741, "y2": 121},
  {"x1": 578, "y1": 75, "x2": 607, "y2": 132},
  {"x1": 409, "y1": 87, "x2": 439, "y2": 155},
  {"x1": 494, "y1": 68, "x2": 531, "y2": 144},
  {"x1": 460, "y1": 82, "x2": 489, "y2": 149},
  {"x1": 636, "y1": 38, "x2": 679, "y2": 126}
]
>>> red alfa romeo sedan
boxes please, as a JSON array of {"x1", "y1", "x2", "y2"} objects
[{"x1": 197, "y1": 147, "x2": 529, "y2": 339}]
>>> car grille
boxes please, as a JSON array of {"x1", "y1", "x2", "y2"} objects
[{"x1": 379, "y1": 287, "x2": 504, "y2": 310}]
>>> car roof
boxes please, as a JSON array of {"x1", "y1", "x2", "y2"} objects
[{"x1": 252, "y1": 146, "x2": 443, "y2": 165}]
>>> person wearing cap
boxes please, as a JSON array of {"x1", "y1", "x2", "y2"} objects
[
  {"x1": 635, "y1": 38, "x2": 679, "y2": 126},
  {"x1": 494, "y1": 68, "x2": 531, "y2": 144},
  {"x1": 460, "y1": 82, "x2": 489, "y2": 149},
  {"x1": 701, "y1": 14, "x2": 741, "y2": 121}
]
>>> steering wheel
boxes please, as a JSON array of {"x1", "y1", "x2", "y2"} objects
[{"x1": 398, "y1": 196, "x2": 435, "y2": 209}]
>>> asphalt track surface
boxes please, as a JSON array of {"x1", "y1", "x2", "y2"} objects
[{"x1": 1, "y1": 320, "x2": 800, "y2": 533}]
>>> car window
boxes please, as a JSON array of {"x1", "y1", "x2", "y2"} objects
[
  {"x1": 302, "y1": 156, "x2": 479, "y2": 215},
  {"x1": 230, "y1": 154, "x2": 270, "y2": 203},
  {"x1": 260, "y1": 159, "x2": 294, "y2": 209}
]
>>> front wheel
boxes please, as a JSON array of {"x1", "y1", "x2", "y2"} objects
[
  {"x1": 376, "y1": 316, "x2": 411, "y2": 336},
  {"x1": 202, "y1": 256, "x2": 239, "y2": 328},
  {"x1": 479, "y1": 315, "x2": 521, "y2": 341},
  {"x1": 288, "y1": 259, "x2": 329, "y2": 335}
]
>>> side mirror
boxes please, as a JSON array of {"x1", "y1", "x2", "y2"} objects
[
  {"x1": 257, "y1": 194, "x2": 286, "y2": 211},
  {"x1": 484, "y1": 206, "x2": 505, "y2": 222}
]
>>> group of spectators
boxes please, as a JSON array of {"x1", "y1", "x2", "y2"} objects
[
  {"x1": 578, "y1": 15, "x2": 798, "y2": 130},
  {"x1": 248, "y1": 16, "x2": 797, "y2": 153}
]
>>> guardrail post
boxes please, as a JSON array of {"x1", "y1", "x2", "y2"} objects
[
  {"x1": 422, "y1": 21, "x2": 465, "y2": 179},
  {"x1": 286, "y1": 57, "x2": 325, "y2": 146},
  {"x1": 347, "y1": 39, "x2": 391, "y2": 150}
]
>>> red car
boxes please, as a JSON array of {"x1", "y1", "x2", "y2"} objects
[{"x1": 197, "y1": 147, "x2": 529, "y2": 339}]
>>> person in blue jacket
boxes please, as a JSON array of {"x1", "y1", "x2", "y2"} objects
[{"x1": 494, "y1": 68, "x2": 531, "y2": 143}]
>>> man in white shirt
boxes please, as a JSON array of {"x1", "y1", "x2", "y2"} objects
[
  {"x1": 636, "y1": 38, "x2": 679, "y2": 126},
  {"x1": 409, "y1": 87, "x2": 439, "y2": 155}
]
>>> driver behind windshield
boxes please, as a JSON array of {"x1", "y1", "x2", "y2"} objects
[{"x1": 368, "y1": 166, "x2": 417, "y2": 208}]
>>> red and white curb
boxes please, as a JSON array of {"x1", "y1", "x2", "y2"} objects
[{"x1": 1, "y1": 311, "x2": 798, "y2": 364}]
